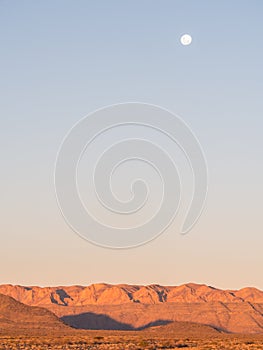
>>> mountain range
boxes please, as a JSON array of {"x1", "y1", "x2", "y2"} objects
[{"x1": 0, "y1": 283, "x2": 263, "y2": 334}]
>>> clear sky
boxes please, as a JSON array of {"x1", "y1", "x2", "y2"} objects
[{"x1": 1, "y1": 0, "x2": 263, "y2": 289}]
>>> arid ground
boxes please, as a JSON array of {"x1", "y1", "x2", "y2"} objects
[{"x1": 0, "y1": 329, "x2": 263, "y2": 350}]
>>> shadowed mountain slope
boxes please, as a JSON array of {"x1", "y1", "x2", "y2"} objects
[{"x1": 0, "y1": 293, "x2": 68, "y2": 332}]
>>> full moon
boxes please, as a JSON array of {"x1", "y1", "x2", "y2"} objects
[{"x1": 180, "y1": 34, "x2": 192, "y2": 46}]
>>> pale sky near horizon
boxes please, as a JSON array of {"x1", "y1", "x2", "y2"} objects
[{"x1": 0, "y1": 1, "x2": 263, "y2": 289}]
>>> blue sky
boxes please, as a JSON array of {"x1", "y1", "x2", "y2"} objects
[{"x1": 0, "y1": 0, "x2": 262, "y2": 289}]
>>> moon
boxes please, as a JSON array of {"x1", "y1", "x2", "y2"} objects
[{"x1": 180, "y1": 34, "x2": 192, "y2": 46}]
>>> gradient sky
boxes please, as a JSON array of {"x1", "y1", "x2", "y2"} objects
[{"x1": 0, "y1": 0, "x2": 263, "y2": 289}]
